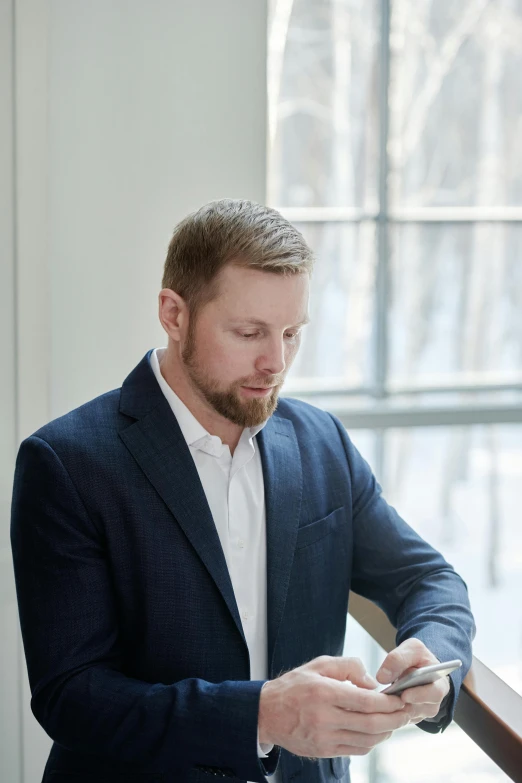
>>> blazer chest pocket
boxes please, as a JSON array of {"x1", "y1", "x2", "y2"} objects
[{"x1": 295, "y1": 506, "x2": 345, "y2": 550}]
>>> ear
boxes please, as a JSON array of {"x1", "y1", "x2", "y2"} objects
[{"x1": 158, "y1": 288, "x2": 188, "y2": 343}]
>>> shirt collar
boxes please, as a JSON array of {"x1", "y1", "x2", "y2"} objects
[{"x1": 149, "y1": 348, "x2": 268, "y2": 450}]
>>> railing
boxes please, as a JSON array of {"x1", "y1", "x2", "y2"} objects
[{"x1": 348, "y1": 592, "x2": 522, "y2": 782}]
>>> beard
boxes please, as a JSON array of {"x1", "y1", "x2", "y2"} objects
[{"x1": 181, "y1": 324, "x2": 282, "y2": 428}]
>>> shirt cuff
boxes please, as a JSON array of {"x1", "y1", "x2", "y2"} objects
[
  {"x1": 257, "y1": 682, "x2": 274, "y2": 757},
  {"x1": 257, "y1": 735, "x2": 274, "y2": 758}
]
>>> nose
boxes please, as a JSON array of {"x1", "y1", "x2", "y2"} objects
[{"x1": 255, "y1": 335, "x2": 286, "y2": 377}]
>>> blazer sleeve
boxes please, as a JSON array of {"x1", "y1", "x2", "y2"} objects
[
  {"x1": 10, "y1": 435, "x2": 278, "y2": 780},
  {"x1": 328, "y1": 414, "x2": 476, "y2": 733}
]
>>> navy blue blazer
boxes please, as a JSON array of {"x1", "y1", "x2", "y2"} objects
[{"x1": 10, "y1": 351, "x2": 475, "y2": 783}]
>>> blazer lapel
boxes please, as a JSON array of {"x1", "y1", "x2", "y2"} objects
[
  {"x1": 257, "y1": 414, "x2": 303, "y2": 677},
  {"x1": 118, "y1": 353, "x2": 245, "y2": 645}
]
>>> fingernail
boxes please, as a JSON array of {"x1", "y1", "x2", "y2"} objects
[
  {"x1": 363, "y1": 673, "x2": 379, "y2": 688},
  {"x1": 380, "y1": 668, "x2": 393, "y2": 682}
]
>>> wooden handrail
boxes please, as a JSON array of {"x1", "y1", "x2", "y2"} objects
[{"x1": 348, "y1": 592, "x2": 522, "y2": 782}]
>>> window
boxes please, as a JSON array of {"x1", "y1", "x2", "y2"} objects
[{"x1": 268, "y1": 2, "x2": 522, "y2": 781}]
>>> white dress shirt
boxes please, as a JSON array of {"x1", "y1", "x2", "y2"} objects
[{"x1": 150, "y1": 349, "x2": 277, "y2": 778}]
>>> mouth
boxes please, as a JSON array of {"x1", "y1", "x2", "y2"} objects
[{"x1": 240, "y1": 386, "x2": 276, "y2": 398}]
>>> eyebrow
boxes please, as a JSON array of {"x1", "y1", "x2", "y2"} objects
[{"x1": 230, "y1": 317, "x2": 310, "y2": 328}]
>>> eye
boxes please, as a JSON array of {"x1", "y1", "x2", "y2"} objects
[
  {"x1": 239, "y1": 332, "x2": 261, "y2": 340},
  {"x1": 285, "y1": 331, "x2": 301, "y2": 341}
]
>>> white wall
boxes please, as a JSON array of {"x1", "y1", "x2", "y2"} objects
[
  {"x1": 1, "y1": 0, "x2": 23, "y2": 781},
  {"x1": 3, "y1": 1, "x2": 268, "y2": 780}
]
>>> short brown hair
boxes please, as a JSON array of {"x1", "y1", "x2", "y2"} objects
[{"x1": 162, "y1": 199, "x2": 314, "y2": 315}]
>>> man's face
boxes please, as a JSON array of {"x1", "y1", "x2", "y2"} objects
[{"x1": 181, "y1": 265, "x2": 309, "y2": 427}]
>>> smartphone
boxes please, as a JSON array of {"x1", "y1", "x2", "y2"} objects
[{"x1": 379, "y1": 659, "x2": 462, "y2": 695}]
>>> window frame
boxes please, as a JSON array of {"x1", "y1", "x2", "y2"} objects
[{"x1": 270, "y1": 0, "x2": 522, "y2": 428}]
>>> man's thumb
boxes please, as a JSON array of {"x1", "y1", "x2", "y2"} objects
[{"x1": 311, "y1": 655, "x2": 379, "y2": 689}]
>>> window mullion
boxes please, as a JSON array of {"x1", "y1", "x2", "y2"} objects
[{"x1": 375, "y1": 0, "x2": 392, "y2": 402}]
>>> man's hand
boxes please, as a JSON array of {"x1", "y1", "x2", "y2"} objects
[
  {"x1": 258, "y1": 655, "x2": 411, "y2": 758},
  {"x1": 375, "y1": 638, "x2": 451, "y2": 725}
]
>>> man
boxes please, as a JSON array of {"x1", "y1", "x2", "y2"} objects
[{"x1": 11, "y1": 199, "x2": 475, "y2": 783}]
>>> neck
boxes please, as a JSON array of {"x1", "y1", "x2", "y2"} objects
[{"x1": 158, "y1": 345, "x2": 244, "y2": 454}]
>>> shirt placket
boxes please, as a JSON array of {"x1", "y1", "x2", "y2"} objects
[{"x1": 228, "y1": 439, "x2": 255, "y2": 637}]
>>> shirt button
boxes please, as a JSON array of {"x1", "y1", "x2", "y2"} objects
[
  {"x1": 238, "y1": 539, "x2": 245, "y2": 549},
  {"x1": 242, "y1": 610, "x2": 249, "y2": 621}
]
